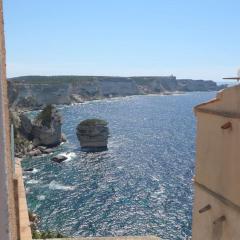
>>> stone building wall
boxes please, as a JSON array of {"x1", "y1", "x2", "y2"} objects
[
  {"x1": 0, "y1": 0, "x2": 18, "y2": 239},
  {"x1": 192, "y1": 85, "x2": 240, "y2": 239}
]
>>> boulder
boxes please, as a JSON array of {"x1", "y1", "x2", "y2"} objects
[
  {"x1": 27, "y1": 149, "x2": 42, "y2": 157},
  {"x1": 76, "y1": 119, "x2": 109, "y2": 152},
  {"x1": 41, "y1": 148, "x2": 55, "y2": 154},
  {"x1": 24, "y1": 168, "x2": 34, "y2": 172},
  {"x1": 51, "y1": 155, "x2": 67, "y2": 163},
  {"x1": 37, "y1": 146, "x2": 47, "y2": 152}
]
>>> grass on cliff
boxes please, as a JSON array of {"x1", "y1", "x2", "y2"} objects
[
  {"x1": 79, "y1": 118, "x2": 108, "y2": 126},
  {"x1": 32, "y1": 230, "x2": 65, "y2": 239},
  {"x1": 35, "y1": 104, "x2": 54, "y2": 128}
]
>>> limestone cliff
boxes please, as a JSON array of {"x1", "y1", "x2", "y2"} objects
[{"x1": 8, "y1": 75, "x2": 225, "y2": 109}]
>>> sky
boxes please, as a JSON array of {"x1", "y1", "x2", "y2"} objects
[{"x1": 3, "y1": 0, "x2": 240, "y2": 81}]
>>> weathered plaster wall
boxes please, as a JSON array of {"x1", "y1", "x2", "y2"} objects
[
  {"x1": 192, "y1": 184, "x2": 240, "y2": 240},
  {"x1": 0, "y1": 0, "x2": 18, "y2": 239},
  {"x1": 192, "y1": 85, "x2": 240, "y2": 239}
]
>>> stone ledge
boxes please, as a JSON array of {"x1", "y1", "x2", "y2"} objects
[{"x1": 16, "y1": 160, "x2": 32, "y2": 240}]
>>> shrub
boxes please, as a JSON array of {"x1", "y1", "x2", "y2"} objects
[
  {"x1": 35, "y1": 104, "x2": 54, "y2": 128},
  {"x1": 32, "y1": 230, "x2": 65, "y2": 239}
]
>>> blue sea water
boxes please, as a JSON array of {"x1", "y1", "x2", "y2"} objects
[{"x1": 22, "y1": 92, "x2": 215, "y2": 240}]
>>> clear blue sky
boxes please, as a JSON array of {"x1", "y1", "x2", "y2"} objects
[{"x1": 3, "y1": 0, "x2": 240, "y2": 80}]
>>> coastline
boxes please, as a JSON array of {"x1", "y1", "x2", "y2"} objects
[
  {"x1": 19, "y1": 91, "x2": 187, "y2": 113},
  {"x1": 20, "y1": 91, "x2": 216, "y2": 238}
]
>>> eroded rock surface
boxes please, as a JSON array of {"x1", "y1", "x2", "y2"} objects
[
  {"x1": 11, "y1": 105, "x2": 65, "y2": 157},
  {"x1": 31, "y1": 105, "x2": 62, "y2": 147},
  {"x1": 76, "y1": 119, "x2": 109, "y2": 152}
]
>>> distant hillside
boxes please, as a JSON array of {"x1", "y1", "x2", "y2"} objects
[{"x1": 8, "y1": 75, "x2": 226, "y2": 109}]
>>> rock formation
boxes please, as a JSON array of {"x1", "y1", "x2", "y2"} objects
[
  {"x1": 31, "y1": 105, "x2": 62, "y2": 147},
  {"x1": 11, "y1": 105, "x2": 65, "y2": 157},
  {"x1": 51, "y1": 154, "x2": 68, "y2": 163},
  {"x1": 76, "y1": 119, "x2": 109, "y2": 152},
  {"x1": 10, "y1": 110, "x2": 33, "y2": 157}
]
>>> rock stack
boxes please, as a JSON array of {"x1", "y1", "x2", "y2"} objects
[
  {"x1": 76, "y1": 119, "x2": 109, "y2": 152},
  {"x1": 11, "y1": 105, "x2": 65, "y2": 157},
  {"x1": 31, "y1": 105, "x2": 62, "y2": 147}
]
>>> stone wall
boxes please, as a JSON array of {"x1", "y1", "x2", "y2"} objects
[{"x1": 0, "y1": 0, "x2": 18, "y2": 239}]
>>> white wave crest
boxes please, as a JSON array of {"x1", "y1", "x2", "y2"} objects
[
  {"x1": 32, "y1": 168, "x2": 39, "y2": 173},
  {"x1": 37, "y1": 195, "x2": 46, "y2": 201},
  {"x1": 60, "y1": 152, "x2": 77, "y2": 162},
  {"x1": 27, "y1": 179, "x2": 40, "y2": 184},
  {"x1": 48, "y1": 180, "x2": 76, "y2": 191}
]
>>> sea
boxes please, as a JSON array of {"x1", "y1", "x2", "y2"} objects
[{"x1": 22, "y1": 91, "x2": 216, "y2": 240}]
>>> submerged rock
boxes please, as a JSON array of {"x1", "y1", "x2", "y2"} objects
[
  {"x1": 51, "y1": 155, "x2": 68, "y2": 163},
  {"x1": 76, "y1": 118, "x2": 109, "y2": 152},
  {"x1": 27, "y1": 149, "x2": 42, "y2": 157},
  {"x1": 24, "y1": 168, "x2": 34, "y2": 172}
]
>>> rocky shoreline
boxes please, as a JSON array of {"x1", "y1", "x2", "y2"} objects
[{"x1": 12, "y1": 105, "x2": 66, "y2": 159}]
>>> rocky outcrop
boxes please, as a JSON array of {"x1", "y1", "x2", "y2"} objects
[
  {"x1": 11, "y1": 105, "x2": 65, "y2": 157},
  {"x1": 76, "y1": 119, "x2": 109, "y2": 152},
  {"x1": 51, "y1": 154, "x2": 68, "y2": 163},
  {"x1": 7, "y1": 75, "x2": 227, "y2": 110},
  {"x1": 10, "y1": 110, "x2": 33, "y2": 157},
  {"x1": 31, "y1": 105, "x2": 62, "y2": 147}
]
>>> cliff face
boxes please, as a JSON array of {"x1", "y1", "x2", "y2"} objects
[
  {"x1": 177, "y1": 79, "x2": 219, "y2": 92},
  {"x1": 8, "y1": 75, "x2": 225, "y2": 109}
]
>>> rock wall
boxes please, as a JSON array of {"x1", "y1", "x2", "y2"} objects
[{"x1": 8, "y1": 75, "x2": 225, "y2": 109}]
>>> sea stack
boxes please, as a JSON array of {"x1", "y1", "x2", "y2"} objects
[
  {"x1": 76, "y1": 119, "x2": 109, "y2": 152},
  {"x1": 31, "y1": 104, "x2": 63, "y2": 147}
]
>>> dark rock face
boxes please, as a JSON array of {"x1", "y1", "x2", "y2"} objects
[
  {"x1": 24, "y1": 168, "x2": 34, "y2": 172},
  {"x1": 76, "y1": 119, "x2": 109, "y2": 152},
  {"x1": 10, "y1": 110, "x2": 33, "y2": 157},
  {"x1": 19, "y1": 114, "x2": 33, "y2": 139}
]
